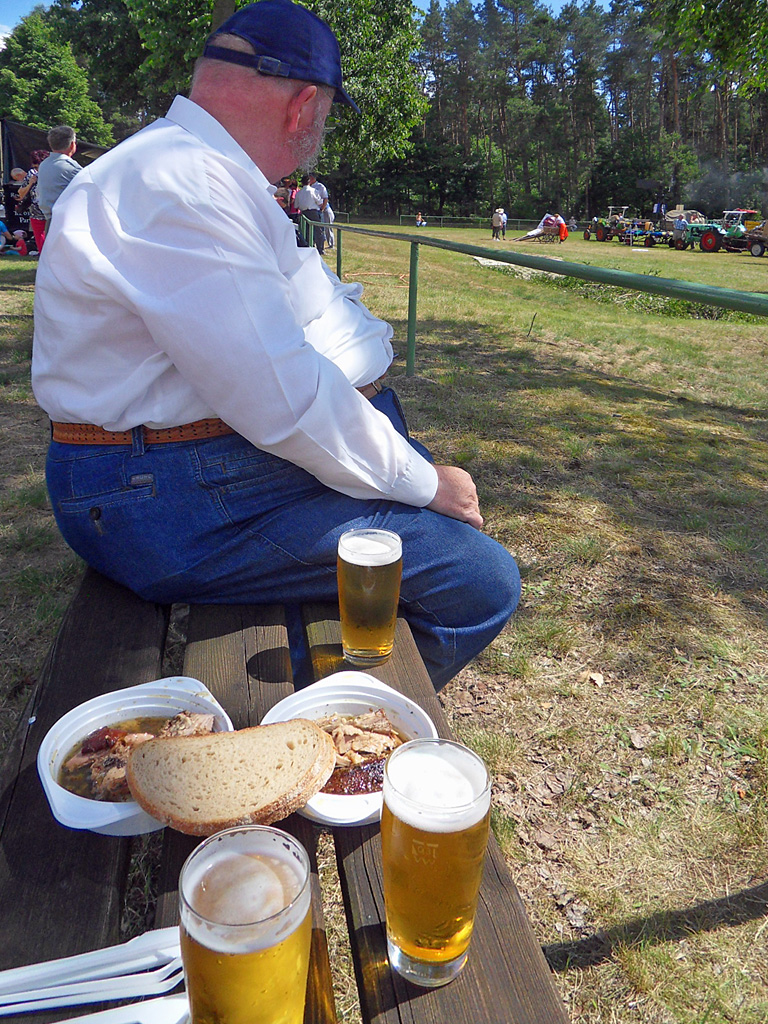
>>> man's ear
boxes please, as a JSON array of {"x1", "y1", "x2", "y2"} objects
[{"x1": 286, "y1": 84, "x2": 318, "y2": 132}]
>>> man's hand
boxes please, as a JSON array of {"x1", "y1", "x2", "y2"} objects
[{"x1": 427, "y1": 465, "x2": 484, "y2": 529}]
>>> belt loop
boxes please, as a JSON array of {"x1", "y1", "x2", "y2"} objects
[{"x1": 131, "y1": 426, "x2": 146, "y2": 457}]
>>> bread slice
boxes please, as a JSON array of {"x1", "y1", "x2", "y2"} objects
[{"x1": 125, "y1": 719, "x2": 335, "y2": 835}]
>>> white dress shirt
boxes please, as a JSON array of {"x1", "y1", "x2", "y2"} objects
[
  {"x1": 295, "y1": 183, "x2": 322, "y2": 212},
  {"x1": 311, "y1": 179, "x2": 329, "y2": 209},
  {"x1": 32, "y1": 96, "x2": 438, "y2": 506}
]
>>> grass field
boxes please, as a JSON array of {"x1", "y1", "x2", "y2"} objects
[{"x1": 2, "y1": 228, "x2": 768, "y2": 1023}]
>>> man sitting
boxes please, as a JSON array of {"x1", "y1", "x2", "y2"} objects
[{"x1": 31, "y1": 0, "x2": 520, "y2": 689}]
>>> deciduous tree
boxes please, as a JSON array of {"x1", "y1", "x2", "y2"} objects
[
  {"x1": 123, "y1": 0, "x2": 426, "y2": 167},
  {"x1": 0, "y1": 13, "x2": 113, "y2": 144},
  {"x1": 45, "y1": 0, "x2": 168, "y2": 132}
]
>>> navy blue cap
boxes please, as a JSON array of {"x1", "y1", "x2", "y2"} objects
[{"x1": 204, "y1": 0, "x2": 360, "y2": 114}]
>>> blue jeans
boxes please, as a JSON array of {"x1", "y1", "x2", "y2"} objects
[{"x1": 45, "y1": 389, "x2": 520, "y2": 689}]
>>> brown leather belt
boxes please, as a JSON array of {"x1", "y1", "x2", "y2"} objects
[
  {"x1": 51, "y1": 418, "x2": 236, "y2": 445},
  {"x1": 357, "y1": 378, "x2": 384, "y2": 399},
  {"x1": 51, "y1": 381, "x2": 386, "y2": 445}
]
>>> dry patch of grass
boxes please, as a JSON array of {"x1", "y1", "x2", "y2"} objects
[
  {"x1": 316, "y1": 830, "x2": 360, "y2": 1022},
  {"x1": 0, "y1": 261, "x2": 80, "y2": 752}
]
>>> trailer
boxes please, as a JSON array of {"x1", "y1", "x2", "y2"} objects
[{"x1": 743, "y1": 219, "x2": 768, "y2": 257}]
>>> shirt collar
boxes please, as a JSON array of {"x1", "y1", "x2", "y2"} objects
[{"x1": 164, "y1": 95, "x2": 271, "y2": 191}]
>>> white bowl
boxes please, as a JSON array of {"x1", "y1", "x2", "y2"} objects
[
  {"x1": 260, "y1": 671, "x2": 438, "y2": 826},
  {"x1": 37, "y1": 677, "x2": 234, "y2": 836}
]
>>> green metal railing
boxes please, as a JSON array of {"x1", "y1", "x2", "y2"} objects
[{"x1": 299, "y1": 217, "x2": 768, "y2": 377}]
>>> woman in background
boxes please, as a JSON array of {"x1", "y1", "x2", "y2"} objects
[{"x1": 17, "y1": 150, "x2": 49, "y2": 254}]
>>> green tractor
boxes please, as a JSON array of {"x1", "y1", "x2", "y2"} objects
[
  {"x1": 719, "y1": 210, "x2": 764, "y2": 254},
  {"x1": 687, "y1": 220, "x2": 725, "y2": 252},
  {"x1": 676, "y1": 209, "x2": 763, "y2": 253},
  {"x1": 583, "y1": 206, "x2": 631, "y2": 242},
  {"x1": 663, "y1": 209, "x2": 705, "y2": 249}
]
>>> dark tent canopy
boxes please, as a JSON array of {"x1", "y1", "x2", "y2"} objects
[{"x1": 1, "y1": 118, "x2": 109, "y2": 182}]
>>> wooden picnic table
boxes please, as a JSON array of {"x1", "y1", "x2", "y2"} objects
[{"x1": 0, "y1": 568, "x2": 569, "y2": 1024}]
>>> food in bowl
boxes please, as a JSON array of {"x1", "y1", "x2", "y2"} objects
[
  {"x1": 60, "y1": 711, "x2": 216, "y2": 801},
  {"x1": 38, "y1": 677, "x2": 234, "y2": 836},
  {"x1": 317, "y1": 708, "x2": 405, "y2": 795},
  {"x1": 259, "y1": 673, "x2": 439, "y2": 826}
]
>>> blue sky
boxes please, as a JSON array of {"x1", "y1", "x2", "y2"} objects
[
  {"x1": 1, "y1": 0, "x2": 45, "y2": 41},
  {"x1": 2, "y1": 0, "x2": 592, "y2": 43},
  {"x1": 1, "y1": 0, "x2": 33, "y2": 39}
]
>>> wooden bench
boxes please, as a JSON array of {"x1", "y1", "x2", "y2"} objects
[{"x1": 0, "y1": 568, "x2": 569, "y2": 1024}]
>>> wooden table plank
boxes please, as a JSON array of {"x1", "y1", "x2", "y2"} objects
[
  {"x1": 153, "y1": 603, "x2": 338, "y2": 1024},
  {"x1": 303, "y1": 604, "x2": 570, "y2": 1024},
  {"x1": 0, "y1": 569, "x2": 170, "y2": 1022}
]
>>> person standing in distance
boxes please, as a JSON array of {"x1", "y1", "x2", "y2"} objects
[
  {"x1": 31, "y1": 0, "x2": 520, "y2": 690},
  {"x1": 308, "y1": 171, "x2": 332, "y2": 249},
  {"x1": 36, "y1": 126, "x2": 80, "y2": 234},
  {"x1": 295, "y1": 173, "x2": 325, "y2": 253}
]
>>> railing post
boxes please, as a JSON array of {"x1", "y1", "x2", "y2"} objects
[
  {"x1": 336, "y1": 226, "x2": 342, "y2": 278},
  {"x1": 406, "y1": 241, "x2": 419, "y2": 377}
]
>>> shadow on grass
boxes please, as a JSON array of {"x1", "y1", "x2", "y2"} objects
[
  {"x1": 391, "y1": 317, "x2": 768, "y2": 599},
  {"x1": 0, "y1": 313, "x2": 34, "y2": 324},
  {"x1": 0, "y1": 313, "x2": 34, "y2": 347},
  {"x1": 382, "y1": 315, "x2": 768, "y2": 684},
  {"x1": 0, "y1": 266, "x2": 37, "y2": 287},
  {"x1": 543, "y1": 878, "x2": 768, "y2": 971},
  {"x1": 397, "y1": 315, "x2": 768, "y2": 418}
]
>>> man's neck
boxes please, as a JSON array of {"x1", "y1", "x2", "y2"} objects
[{"x1": 189, "y1": 86, "x2": 290, "y2": 184}]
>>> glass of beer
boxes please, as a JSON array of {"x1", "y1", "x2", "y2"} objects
[
  {"x1": 337, "y1": 528, "x2": 402, "y2": 666},
  {"x1": 179, "y1": 825, "x2": 312, "y2": 1024},
  {"x1": 381, "y1": 738, "x2": 491, "y2": 987}
]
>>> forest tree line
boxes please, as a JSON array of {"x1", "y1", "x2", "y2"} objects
[{"x1": 1, "y1": 0, "x2": 767, "y2": 221}]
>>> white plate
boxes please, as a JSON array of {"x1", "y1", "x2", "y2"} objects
[
  {"x1": 260, "y1": 672, "x2": 438, "y2": 826},
  {"x1": 37, "y1": 677, "x2": 233, "y2": 836}
]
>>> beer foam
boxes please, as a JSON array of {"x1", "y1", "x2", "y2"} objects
[
  {"x1": 194, "y1": 852, "x2": 299, "y2": 924},
  {"x1": 181, "y1": 845, "x2": 310, "y2": 954},
  {"x1": 338, "y1": 529, "x2": 402, "y2": 566},
  {"x1": 384, "y1": 743, "x2": 490, "y2": 833}
]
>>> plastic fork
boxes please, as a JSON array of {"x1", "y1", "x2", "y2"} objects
[
  {"x1": 58, "y1": 993, "x2": 190, "y2": 1024},
  {"x1": 0, "y1": 956, "x2": 184, "y2": 1016},
  {"x1": 0, "y1": 928, "x2": 180, "y2": 997}
]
